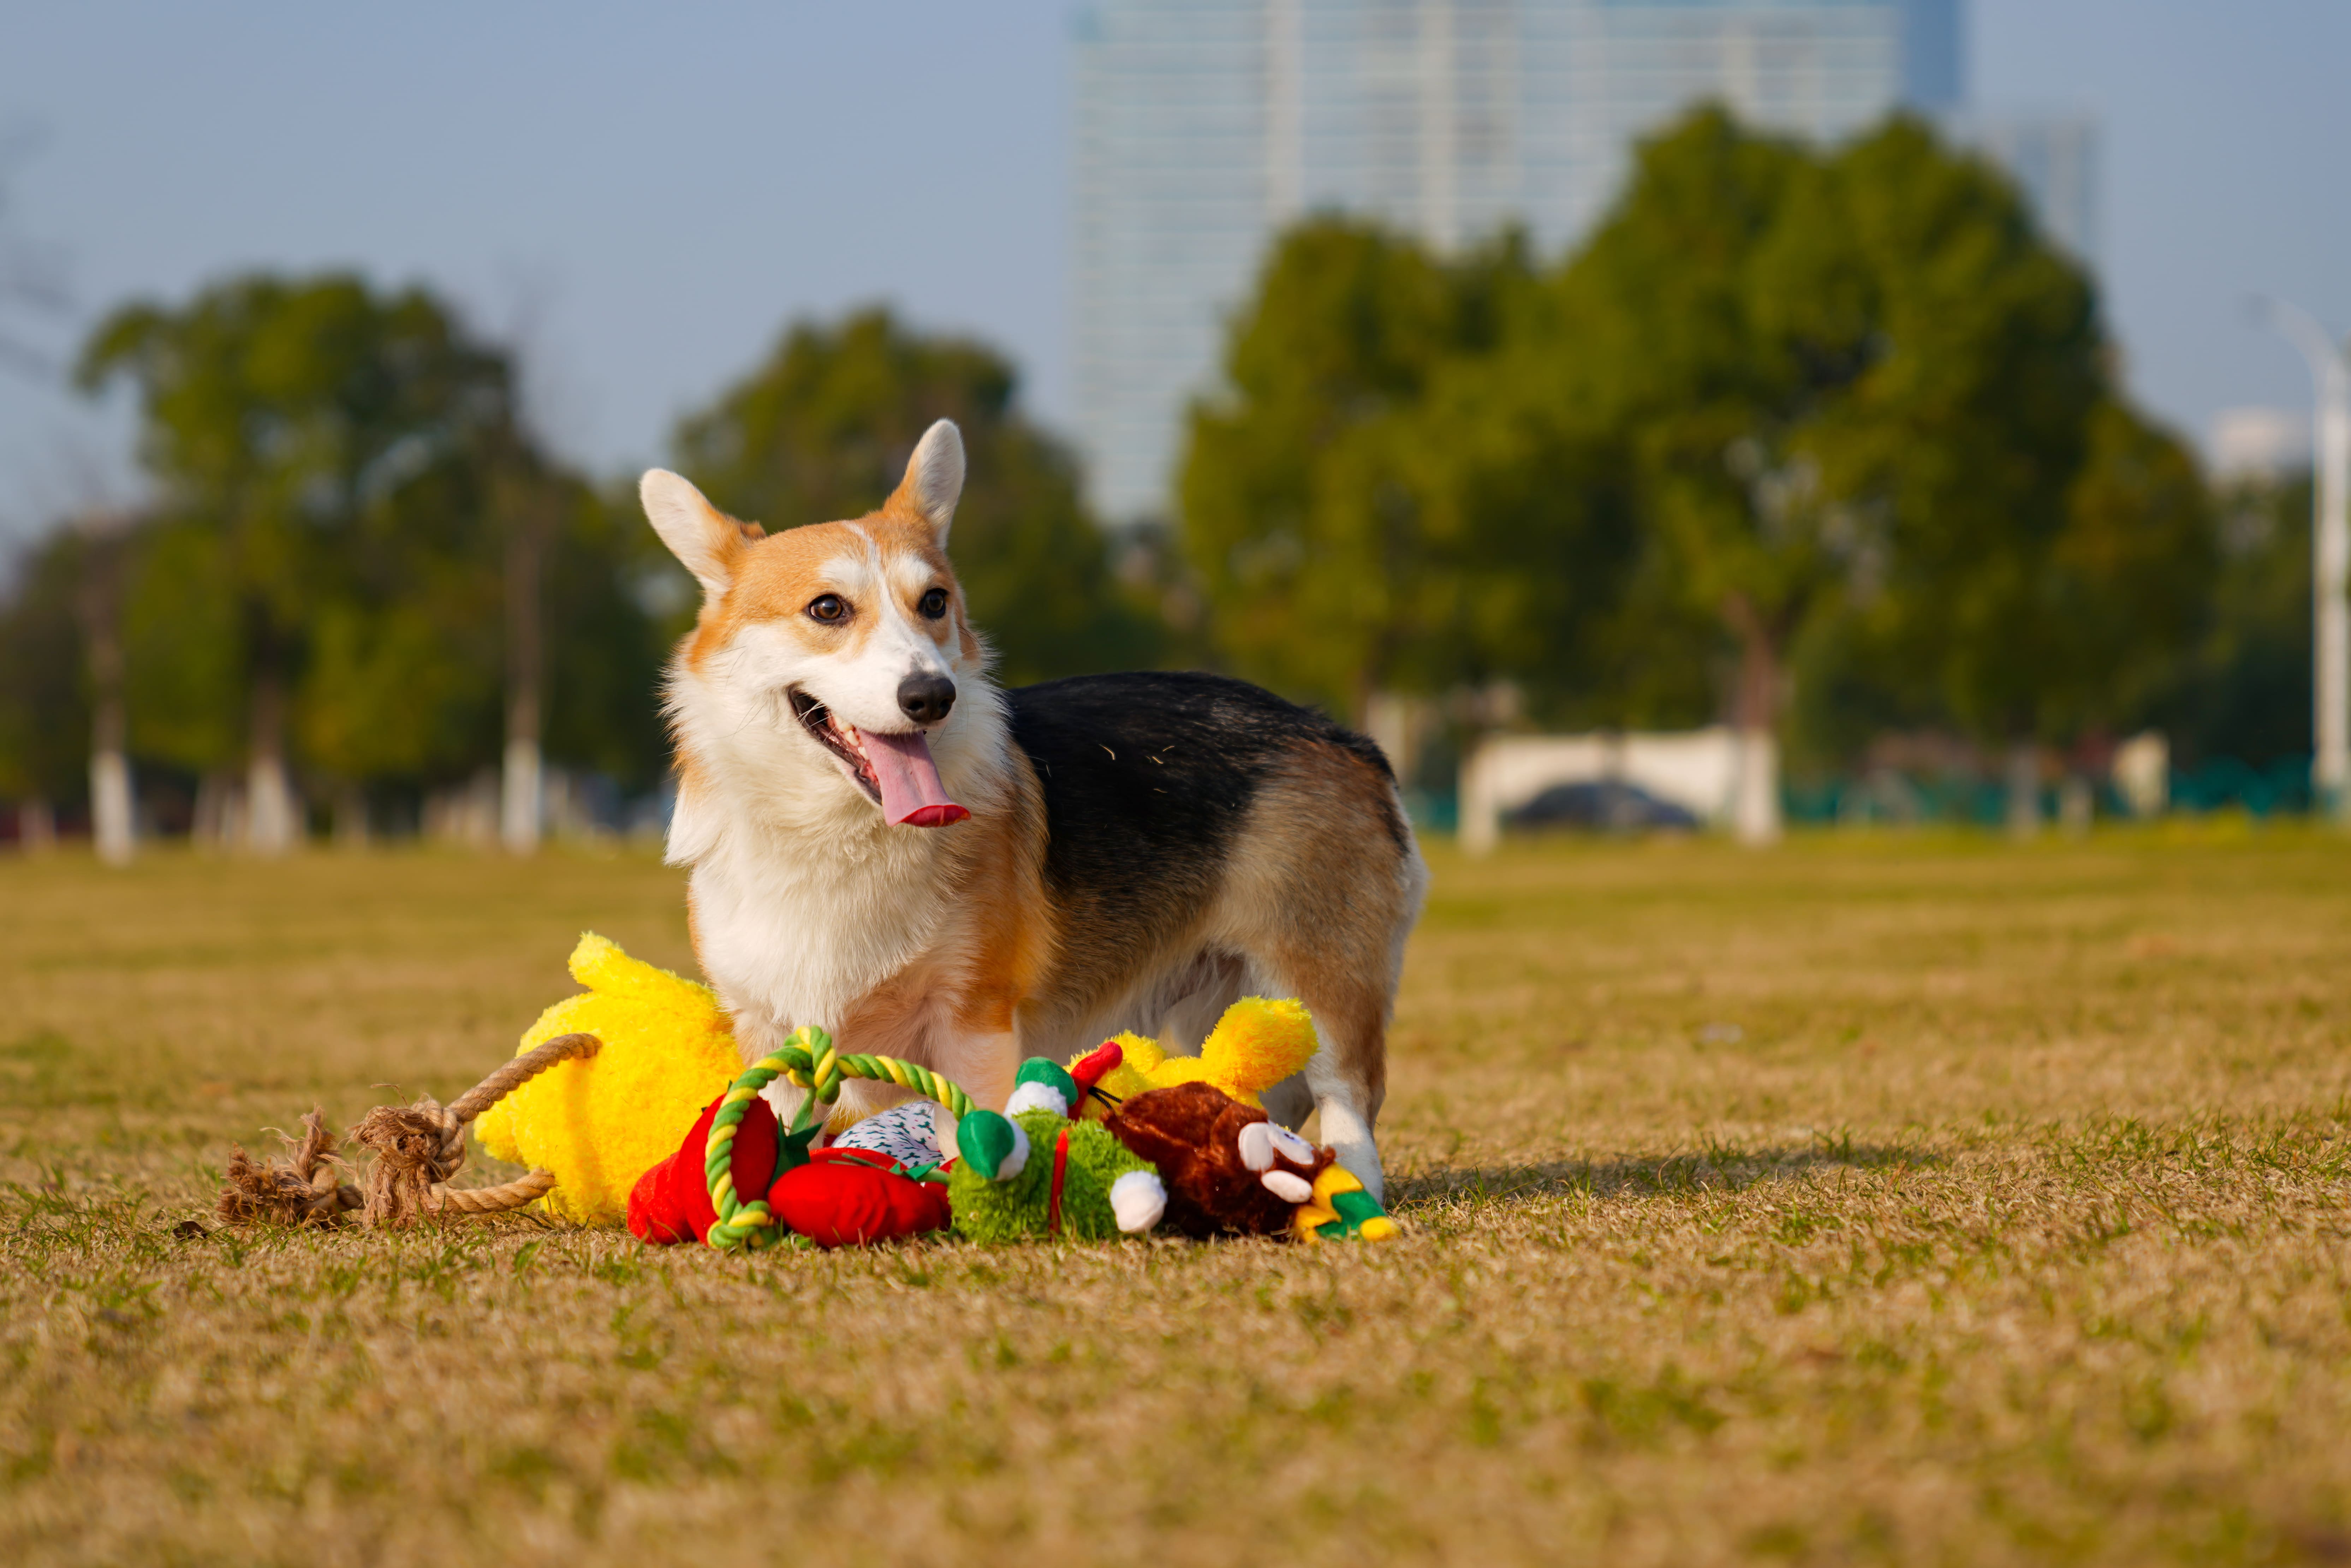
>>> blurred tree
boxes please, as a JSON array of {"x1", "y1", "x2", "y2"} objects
[
  {"x1": 1387, "y1": 340, "x2": 1702, "y2": 731},
  {"x1": 0, "y1": 529, "x2": 92, "y2": 840},
  {"x1": 1540, "y1": 111, "x2": 1851, "y2": 840},
  {"x1": 1180, "y1": 219, "x2": 1461, "y2": 716},
  {"x1": 294, "y1": 409, "x2": 508, "y2": 799},
  {"x1": 72, "y1": 274, "x2": 669, "y2": 842},
  {"x1": 115, "y1": 517, "x2": 243, "y2": 782},
  {"x1": 79, "y1": 275, "x2": 516, "y2": 847},
  {"x1": 674, "y1": 307, "x2": 1157, "y2": 687},
  {"x1": 1546, "y1": 108, "x2": 2209, "y2": 833},
  {"x1": 538, "y1": 478, "x2": 673, "y2": 793},
  {"x1": 2041, "y1": 400, "x2": 2214, "y2": 740},
  {"x1": 2158, "y1": 473, "x2": 2313, "y2": 769},
  {"x1": 1797, "y1": 118, "x2": 2121, "y2": 827},
  {"x1": 1179, "y1": 218, "x2": 1652, "y2": 725}
]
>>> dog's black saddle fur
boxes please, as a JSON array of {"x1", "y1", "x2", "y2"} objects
[{"x1": 1004, "y1": 672, "x2": 1404, "y2": 955}]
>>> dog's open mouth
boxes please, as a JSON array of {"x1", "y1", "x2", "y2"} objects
[{"x1": 788, "y1": 689, "x2": 969, "y2": 828}]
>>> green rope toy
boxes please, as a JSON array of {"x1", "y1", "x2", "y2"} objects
[{"x1": 703, "y1": 1026, "x2": 976, "y2": 1252}]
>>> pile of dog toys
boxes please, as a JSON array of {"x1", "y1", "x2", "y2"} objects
[{"x1": 471, "y1": 934, "x2": 1394, "y2": 1250}]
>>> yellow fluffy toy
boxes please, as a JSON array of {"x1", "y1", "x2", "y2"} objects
[
  {"x1": 473, "y1": 932, "x2": 741, "y2": 1224},
  {"x1": 1065, "y1": 995, "x2": 1321, "y2": 1119}
]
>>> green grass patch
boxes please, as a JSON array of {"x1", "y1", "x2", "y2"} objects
[{"x1": 3, "y1": 835, "x2": 2350, "y2": 1565}]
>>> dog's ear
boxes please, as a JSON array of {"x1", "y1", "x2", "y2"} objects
[
  {"x1": 639, "y1": 470, "x2": 747, "y2": 599},
  {"x1": 884, "y1": 419, "x2": 965, "y2": 548}
]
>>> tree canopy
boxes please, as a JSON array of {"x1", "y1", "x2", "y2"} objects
[
  {"x1": 77, "y1": 276, "x2": 516, "y2": 786},
  {"x1": 1178, "y1": 107, "x2": 2220, "y2": 783},
  {"x1": 56, "y1": 272, "x2": 672, "y2": 816},
  {"x1": 1180, "y1": 220, "x2": 1664, "y2": 720},
  {"x1": 674, "y1": 307, "x2": 1158, "y2": 687},
  {"x1": 0, "y1": 529, "x2": 91, "y2": 803},
  {"x1": 0, "y1": 113, "x2": 2292, "y2": 840}
]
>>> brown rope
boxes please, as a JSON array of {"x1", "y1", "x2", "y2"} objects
[
  {"x1": 217, "y1": 1033, "x2": 599, "y2": 1230},
  {"x1": 218, "y1": 1110, "x2": 363, "y2": 1227}
]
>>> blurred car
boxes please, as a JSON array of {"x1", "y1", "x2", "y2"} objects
[{"x1": 1502, "y1": 779, "x2": 1701, "y2": 835}]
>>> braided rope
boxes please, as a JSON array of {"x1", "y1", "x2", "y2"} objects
[
  {"x1": 348, "y1": 1032, "x2": 601, "y2": 1225},
  {"x1": 703, "y1": 1029, "x2": 975, "y2": 1252},
  {"x1": 220, "y1": 1033, "x2": 599, "y2": 1229}
]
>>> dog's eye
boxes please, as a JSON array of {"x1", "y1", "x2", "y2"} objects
[
  {"x1": 918, "y1": 588, "x2": 948, "y2": 620},
  {"x1": 806, "y1": 595, "x2": 848, "y2": 624}
]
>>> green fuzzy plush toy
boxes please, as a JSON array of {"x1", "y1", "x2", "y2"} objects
[{"x1": 949, "y1": 1060, "x2": 1167, "y2": 1243}]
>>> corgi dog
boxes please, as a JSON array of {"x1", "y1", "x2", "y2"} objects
[{"x1": 639, "y1": 419, "x2": 1426, "y2": 1198}]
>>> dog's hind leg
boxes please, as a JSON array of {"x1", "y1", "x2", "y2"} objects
[
  {"x1": 1250, "y1": 960, "x2": 1392, "y2": 1202},
  {"x1": 1228, "y1": 777, "x2": 1427, "y2": 1205}
]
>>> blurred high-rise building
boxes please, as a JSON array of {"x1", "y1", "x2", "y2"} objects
[
  {"x1": 1075, "y1": 0, "x2": 2017, "y2": 522},
  {"x1": 1947, "y1": 111, "x2": 2099, "y2": 266}
]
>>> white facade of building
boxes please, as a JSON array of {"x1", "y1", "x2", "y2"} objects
[{"x1": 2209, "y1": 406, "x2": 2313, "y2": 483}]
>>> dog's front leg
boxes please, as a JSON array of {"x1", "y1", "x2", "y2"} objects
[
  {"x1": 816, "y1": 986, "x2": 1024, "y2": 1129},
  {"x1": 928, "y1": 1021, "x2": 1020, "y2": 1117},
  {"x1": 731, "y1": 1007, "x2": 826, "y2": 1131}
]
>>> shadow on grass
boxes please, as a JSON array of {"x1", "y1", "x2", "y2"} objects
[{"x1": 1391, "y1": 1137, "x2": 1938, "y2": 1210}]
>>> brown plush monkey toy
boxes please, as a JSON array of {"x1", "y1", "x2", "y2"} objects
[{"x1": 1103, "y1": 1080, "x2": 1335, "y2": 1239}]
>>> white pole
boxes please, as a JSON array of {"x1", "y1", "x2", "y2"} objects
[
  {"x1": 2320, "y1": 356, "x2": 2351, "y2": 821},
  {"x1": 77, "y1": 513, "x2": 137, "y2": 866},
  {"x1": 501, "y1": 735, "x2": 542, "y2": 855},
  {"x1": 1732, "y1": 724, "x2": 1783, "y2": 845},
  {"x1": 90, "y1": 751, "x2": 133, "y2": 866},
  {"x1": 2262, "y1": 300, "x2": 2351, "y2": 823}
]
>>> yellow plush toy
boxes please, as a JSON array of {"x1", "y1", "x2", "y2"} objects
[
  {"x1": 1066, "y1": 995, "x2": 1320, "y2": 1119},
  {"x1": 473, "y1": 932, "x2": 742, "y2": 1224}
]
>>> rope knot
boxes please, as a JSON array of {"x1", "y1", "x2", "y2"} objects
[
  {"x1": 214, "y1": 1032, "x2": 599, "y2": 1231},
  {"x1": 349, "y1": 1098, "x2": 470, "y2": 1226}
]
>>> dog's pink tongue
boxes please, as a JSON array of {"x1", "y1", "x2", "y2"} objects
[{"x1": 857, "y1": 727, "x2": 969, "y2": 828}]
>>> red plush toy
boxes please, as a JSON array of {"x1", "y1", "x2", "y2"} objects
[
  {"x1": 627, "y1": 1095, "x2": 952, "y2": 1249},
  {"x1": 769, "y1": 1147, "x2": 952, "y2": 1247},
  {"x1": 628, "y1": 1094, "x2": 780, "y2": 1245}
]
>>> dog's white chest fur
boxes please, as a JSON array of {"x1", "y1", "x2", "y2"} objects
[{"x1": 683, "y1": 810, "x2": 953, "y2": 1049}]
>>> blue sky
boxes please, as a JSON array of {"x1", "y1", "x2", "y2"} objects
[{"x1": 2, "y1": 1, "x2": 2346, "y2": 544}]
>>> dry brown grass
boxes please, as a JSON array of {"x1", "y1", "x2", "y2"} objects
[{"x1": 4, "y1": 830, "x2": 2350, "y2": 1567}]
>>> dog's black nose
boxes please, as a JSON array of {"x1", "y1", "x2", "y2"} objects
[{"x1": 898, "y1": 672, "x2": 957, "y2": 725}]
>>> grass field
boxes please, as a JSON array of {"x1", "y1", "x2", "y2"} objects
[{"x1": 4, "y1": 830, "x2": 2350, "y2": 1567}]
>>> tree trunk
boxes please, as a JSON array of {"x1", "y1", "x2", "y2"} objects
[
  {"x1": 2058, "y1": 774, "x2": 2094, "y2": 838},
  {"x1": 1731, "y1": 723, "x2": 1781, "y2": 846},
  {"x1": 1362, "y1": 690, "x2": 1416, "y2": 786},
  {"x1": 89, "y1": 750, "x2": 133, "y2": 867},
  {"x1": 1724, "y1": 595, "x2": 1783, "y2": 847},
  {"x1": 246, "y1": 666, "x2": 298, "y2": 855},
  {"x1": 19, "y1": 798, "x2": 55, "y2": 855},
  {"x1": 192, "y1": 773, "x2": 227, "y2": 849},
  {"x1": 2005, "y1": 739, "x2": 2042, "y2": 840},
  {"x1": 334, "y1": 782, "x2": 370, "y2": 850},
  {"x1": 78, "y1": 528, "x2": 135, "y2": 867},
  {"x1": 501, "y1": 481, "x2": 545, "y2": 855}
]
